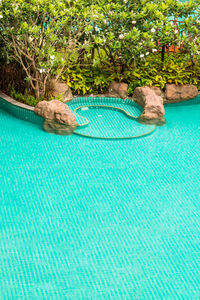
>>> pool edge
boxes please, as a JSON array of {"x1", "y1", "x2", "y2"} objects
[{"x1": 0, "y1": 91, "x2": 34, "y2": 111}]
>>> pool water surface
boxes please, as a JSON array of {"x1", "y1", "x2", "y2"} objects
[{"x1": 0, "y1": 97, "x2": 200, "y2": 299}]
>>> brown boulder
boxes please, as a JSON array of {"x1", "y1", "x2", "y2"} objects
[
  {"x1": 50, "y1": 80, "x2": 73, "y2": 102},
  {"x1": 149, "y1": 86, "x2": 165, "y2": 100},
  {"x1": 133, "y1": 86, "x2": 165, "y2": 125},
  {"x1": 43, "y1": 120, "x2": 77, "y2": 135},
  {"x1": 34, "y1": 100, "x2": 77, "y2": 135},
  {"x1": 35, "y1": 100, "x2": 77, "y2": 124},
  {"x1": 165, "y1": 84, "x2": 198, "y2": 103},
  {"x1": 108, "y1": 82, "x2": 128, "y2": 99}
]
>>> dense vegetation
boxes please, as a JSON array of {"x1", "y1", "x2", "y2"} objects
[{"x1": 0, "y1": 0, "x2": 200, "y2": 105}]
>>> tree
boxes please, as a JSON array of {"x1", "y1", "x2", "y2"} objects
[
  {"x1": 179, "y1": 0, "x2": 200, "y2": 63},
  {"x1": 88, "y1": 0, "x2": 180, "y2": 71},
  {"x1": 0, "y1": 0, "x2": 91, "y2": 99}
]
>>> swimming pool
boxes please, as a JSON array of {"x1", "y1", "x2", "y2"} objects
[{"x1": 0, "y1": 96, "x2": 200, "y2": 299}]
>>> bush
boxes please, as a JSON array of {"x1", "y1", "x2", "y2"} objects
[
  {"x1": 9, "y1": 87, "x2": 40, "y2": 106},
  {"x1": 62, "y1": 66, "x2": 113, "y2": 95},
  {"x1": 125, "y1": 53, "x2": 200, "y2": 93},
  {"x1": 63, "y1": 53, "x2": 200, "y2": 96},
  {"x1": 0, "y1": 0, "x2": 200, "y2": 101},
  {"x1": 0, "y1": 0, "x2": 91, "y2": 99}
]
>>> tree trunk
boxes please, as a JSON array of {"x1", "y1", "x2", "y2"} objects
[
  {"x1": 35, "y1": 72, "x2": 41, "y2": 100},
  {"x1": 161, "y1": 45, "x2": 165, "y2": 62}
]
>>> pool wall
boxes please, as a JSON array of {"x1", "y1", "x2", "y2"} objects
[
  {"x1": 0, "y1": 92, "x2": 43, "y2": 125},
  {"x1": 1, "y1": 91, "x2": 200, "y2": 127}
]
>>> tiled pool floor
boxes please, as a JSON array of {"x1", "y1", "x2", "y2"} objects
[{"x1": 0, "y1": 97, "x2": 200, "y2": 299}]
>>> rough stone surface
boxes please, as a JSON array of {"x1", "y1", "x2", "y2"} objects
[
  {"x1": 165, "y1": 84, "x2": 198, "y2": 103},
  {"x1": 108, "y1": 82, "x2": 128, "y2": 99},
  {"x1": 34, "y1": 100, "x2": 77, "y2": 135},
  {"x1": 133, "y1": 86, "x2": 165, "y2": 125},
  {"x1": 50, "y1": 80, "x2": 73, "y2": 102},
  {"x1": 43, "y1": 120, "x2": 77, "y2": 135},
  {"x1": 149, "y1": 86, "x2": 165, "y2": 100},
  {"x1": 35, "y1": 100, "x2": 76, "y2": 124}
]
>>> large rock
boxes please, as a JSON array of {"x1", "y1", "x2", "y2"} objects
[
  {"x1": 133, "y1": 86, "x2": 165, "y2": 125},
  {"x1": 50, "y1": 80, "x2": 73, "y2": 103},
  {"x1": 108, "y1": 82, "x2": 128, "y2": 99},
  {"x1": 34, "y1": 100, "x2": 78, "y2": 135},
  {"x1": 133, "y1": 84, "x2": 199, "y2": 125},
  {"x1": 149, "y1": 86, "x2": 165, "y2": 100},
  {"x1": 43, "y1": 120, "x2": 77, "y2": 135},
  {"x1": 35, "y1": 100, "x2": 77, "y2": 124},
  {"x1": 165, "y1": 84, "x2": 198, "y2": 103}
]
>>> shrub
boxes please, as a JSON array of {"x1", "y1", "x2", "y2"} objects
[
  {"x1": 125, "y1": 53, "x2": 200, "y2": 93},
  {"x1": 63, "y1": 66, "x2": 113, "y2": 95},
  {"x1": 9, "y1": 87, "x2": 40, "y2": 106},
  {"x1": 89, "y1": 0, "x2": 181, "y2": 71},
  {"x1": 63, "y1": 53, "x2": 200, "y2": 96},
  {"x1": 0, "y1": 0, "x2": 91, "y2": 99},
  {"x1": 0, "y1": 0, "x2": 200, "y2": 101},
  {"x1": 179, "y1": 0, "x2": 200, "y2": 61}
]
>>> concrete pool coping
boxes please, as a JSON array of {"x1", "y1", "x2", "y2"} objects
[
  {"x1": 0, "y1": 92, "x2": 132, "y2": 112},
  {"x1": 1, "y1": 90, "x2": 200, "y2": 113},
  {"x1": 0, "y1": 91, "x2": 34, "y2": 111},
  {"x1": 0, "y1": 91, "x2": 139, "y2": 115}
]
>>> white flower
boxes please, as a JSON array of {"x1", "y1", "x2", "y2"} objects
[
  {"x1": 151, "y1": 28, "x2": 156, "y2": 33},
  {"x1": 119, "y1": 34, "x2": 125, "y2": 39},
  {"x1": 0, "y1": 15, "x2": 3, "y2": 19},
  {"x1": 132, "y1": 20, "x2": 136, "y2": 24},
  {"x1": 152, "y1": 49, "x2": 157, "y2": 53},
  {"x1": 146, "y1": 52, "x2": 149, "y2": 56},
  {"x1": 39, "y1": 68, "x2": 46, "y2": 73},
  {"x1": 50, "y1": 55, "x2": 55, "y2": 60},
  {"x1": 140, "y1": 54, "x2": 144, "y2": 58},
  {"x1": 174, "y1": 29, "x2": 179, "y2": 34}
]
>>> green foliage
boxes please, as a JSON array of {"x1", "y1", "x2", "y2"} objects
[
  {"x1": 63, "y1": 53, "x2": 200, "y2": 96},
  {"x1": 178, "y1": 0, "x2": 200, "y2": 59},
  {"x1": 0, "y1": 0, "x2": 200, "y2": 100},
  {"x1": 0, "y1": 0, "x2": 92, "y2": 99},
  {"x1": 88, "y1": 0, "x2": 179, "y2": 69},
  {"x1": 63, "y1": 67, "x2": 113, "y2": 95},
  {"x1": 9, "y1": 87, "x2": 40, "y2": 106},
  {"x1": 125, "y1": 53, "x2": 200, "y2": 94}
]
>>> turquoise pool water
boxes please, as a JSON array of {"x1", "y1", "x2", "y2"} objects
[
  {"x1": 0, "y1": 96, "x2": 200, "y2": 299},
  {"x1": 69, "y1": 97, "x2": 155, "y2": 139}
]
